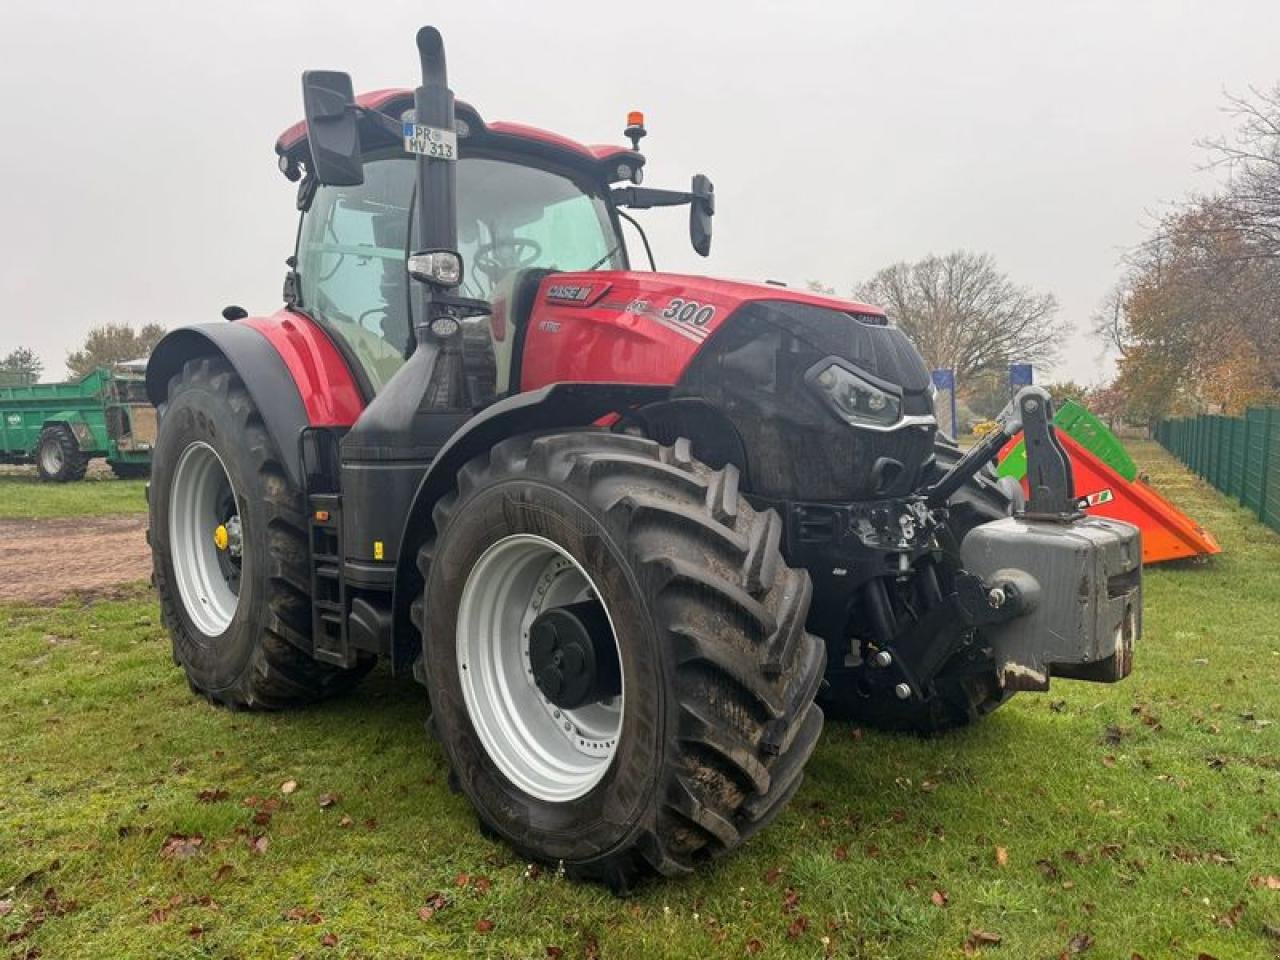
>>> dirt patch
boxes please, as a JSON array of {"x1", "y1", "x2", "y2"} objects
[{"x1": 0, "y1": 514, "x2": 151, "y2": 604}]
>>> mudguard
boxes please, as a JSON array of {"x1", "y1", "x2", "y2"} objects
[
  {"x1": 146, "y1": 324, "x2": 311, "y2": 488},
  {"x1": 390, "y1": 381, "x2": 669, "y2": 673}
]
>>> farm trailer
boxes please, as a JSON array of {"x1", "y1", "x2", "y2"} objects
[{"x1": 0, "y1": 367, "x2": 154, "y2": 481}]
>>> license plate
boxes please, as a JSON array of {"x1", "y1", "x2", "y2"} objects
[{"x1": 402, "y1": 123, "x2": 457, "y2": 161}]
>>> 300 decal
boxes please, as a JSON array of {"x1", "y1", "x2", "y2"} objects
[{"x1": 661, "y1": 298, "x2": 716, "y2": 327}]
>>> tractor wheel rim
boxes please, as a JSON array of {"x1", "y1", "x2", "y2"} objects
[
  {"x1": 169, "y1": 441, "x2": 241, "y2": 637},
  {"x1": 456, "y1": 534, "x2": 624, "y2": 803},
  {"x1": 40, "y1": 440, "x2": 63, "y2": 475}
]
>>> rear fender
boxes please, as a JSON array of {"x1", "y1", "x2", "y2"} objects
[
  {"x1": 146, "y1": 325, "x2": 311, "y2": 487},
  {"x1": 390, "y1": 382, "x2": 670, "y2": 674}
]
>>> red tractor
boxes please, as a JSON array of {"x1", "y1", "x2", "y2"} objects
[{"x1": 146, "y1": 27, "x2": 1141, "y2": 890}]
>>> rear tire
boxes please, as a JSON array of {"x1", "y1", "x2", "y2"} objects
[
  {"x1": 420, "y1": 431, "x2": 825, "y2": 891},
  {"x1": 35, "y1": 425, "x2": 88, "y2": 483},
  {"x1": 149, "y1": 356, "x2": 371, "y2": 709},
  {"x1": 823, "y1": 439, "x2": 1015, "y2": 735}
]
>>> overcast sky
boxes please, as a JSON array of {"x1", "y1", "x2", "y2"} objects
[{"x1": 2, "y1": 0, "x2": 1277, "y2": 385}]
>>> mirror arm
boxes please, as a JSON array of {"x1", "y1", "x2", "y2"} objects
[
  {"x1": 355, "y1": 106, "x2": 406, "y2": 140},
  {"x1": 612, "y1": 187, "x2": 695, "y2": 210}
]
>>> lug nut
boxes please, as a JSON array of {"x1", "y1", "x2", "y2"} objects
[
  {"x1": 987, "y1": 587, "x2": 1006, "y2": 609},
  {"x1": 872, "y1": 650, "x2": 892, "y2": 668},
  {"x1": 893, "y1": 683, "x2": 912, "y2": 700}
]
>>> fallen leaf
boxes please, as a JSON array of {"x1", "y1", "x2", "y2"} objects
[
  {"x1": 188, "y1": 924, "x2": 205, "y2": 939},
  {"x1": 252, "y1": 810, "x2": 273, "y2": 827},
  {"x1": 475, "y1": 918, "x2": 495, "y2": 933},
  {"x1": 1036, "y1": 858, "x2": 1061, "y2": 881},
  {"x1": 995, "y1": 846, "x2": 1009, "y2": 867},
  {"x1": 963, "y1": 929, "x2": 1002, "y2": 954},
  {"x1": 213, "y1": 863, "x2": 234, "y2": 882},
  {"x1": 787, "y1": 916, "x2": 809, "y2": 938},
  {"x1": 921, "y1": 780, "x2": 939, "y2": 792},
  {"x1": 850, "y1": 727, "x2": 865, "y2": 742},
  {"x1": 249, "y1": 835, "x2": 269, "y2": 855},
  {"x1": 338, "y1": 815, "x2": 354, "y2": 828},
  {"x1": 281, "y1": 779, "x2": 299, "y2": 795},
  {"x1": 196, "y1": 788, "x2": 228, "y2": 804},
  {"x1": 833, "y1": 846, "x2": 849, "y2": 862},
  {"x1": 930, "y1": 889, "x2": 949, "y2": 907},
  {"x1": 473, "y1": 876, "x2": 493, "y2": 894},
  {"x1": 1101, "y1": 755, "x2": 1117, "y2": 768},
  {"x1": 746, "y1": 938, "x2": 766, "y2": 955},
  {"x1": 317, "y1": 793, "x2": 338, "y2": 809},
  {"x1": 147, "y1": 908, "x2": 169, "y2": 924},
  {"x1": 1067, "y1": 931, "x2": 1094, "y2": 953},
  {"x1": 764, "y1": 866, "x2": 782, "y2": 884},
  {"x1": 546, "y1": 947, "x2": 565, "y2": 959},
  {"x1": 454, "y1": 872, "x2": 471, "y2": 888},
  {"x1": 160, "y1": 834, "x2": 204, "y2": 860},
  {"x1": 321, "y1": 931, "x2": 338, "y2": 947},
  {"x1": 1217, "y1": 901, "x2": 1245, "y2": 929},
  {"x1": 1049, "y1": 699, "x2": 1067, "y2": 713},
  {"x1": 1250, "y1": 874, "x2": 1280, "y2": 889},
  {"x1": 782, "y1": 887, "x2": 801, "y2": 914}
]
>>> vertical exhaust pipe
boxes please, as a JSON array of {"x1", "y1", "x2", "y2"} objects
[{"x1": 412, "y1": 26, "x2": 460, "y2": 340}]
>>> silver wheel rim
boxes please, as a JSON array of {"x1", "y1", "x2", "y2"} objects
[
  {"x1": 39, "y1": 439, "x2": 64, "y2": 475},
  {"x1": 456, "y1": 534, "x2": 624, "y2": 803},
  {"x1": 169, "y1": 441, "x2": 241, "y2": 636}
]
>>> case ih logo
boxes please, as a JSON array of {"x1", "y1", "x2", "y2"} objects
[{"x1": 546, "y1": 284, "x2": 595, "y2": 304}]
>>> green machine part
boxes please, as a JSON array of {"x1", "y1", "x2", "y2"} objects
[
  {"x1": 0, "y1": 368, "x2": 152, "y2": 465},
  {"x1": 997, "y1": 399, "x2": 1138, "y2": 483}
]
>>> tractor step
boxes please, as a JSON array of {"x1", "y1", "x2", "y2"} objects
[{"x1": 308, "y1": 493, "x2": 357, "y2": 668}]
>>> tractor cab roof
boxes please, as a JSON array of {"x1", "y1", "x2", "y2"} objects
[{"x1": 275, "y1": 88, "x2": 644, "y2": 183}]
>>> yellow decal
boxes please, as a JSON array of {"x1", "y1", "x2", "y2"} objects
[{"x1": 373, "y1": 540, "x2": 384, "y2": 560}]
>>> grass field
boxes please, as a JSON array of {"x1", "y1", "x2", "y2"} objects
[
  {"x1": 1, "y1": 441, "x2": 1277, "y2": 959},
  {"x1": 0, "y1": 471, "x2": 147, "y2": 520}
]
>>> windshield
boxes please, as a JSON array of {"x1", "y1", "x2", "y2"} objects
[
  {"x1": 456, "y1": 157, "x2": 624, "y2": 299},
  {"x1": 296, "y1": 154, "x2": 624, "y2": 392}
]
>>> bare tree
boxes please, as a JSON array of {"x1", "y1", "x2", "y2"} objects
[
  {"x1": 1198, "y1": 83, "x2": 1280, "y2": 260},
  {"x1": 855, "y1": 251, "x2": 1062, "y2": 382}
]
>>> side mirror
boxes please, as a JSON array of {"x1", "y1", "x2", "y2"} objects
[
  {"x1": 301, "y1": 70, "x2": 364, "y2": 186},
  {"x1": 689, "y1": 174, "x2": 715, "y2": 257}
]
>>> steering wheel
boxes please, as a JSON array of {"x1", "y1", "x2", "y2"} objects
[{"x1": 473, "y1": 237, "x2": 543, "y2": 282}]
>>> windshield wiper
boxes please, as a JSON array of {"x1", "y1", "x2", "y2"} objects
[{"x1": 585, "y1": 246, "x2": 621, "y2": 271}]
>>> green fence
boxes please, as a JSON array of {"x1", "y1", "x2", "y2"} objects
[{"x1": 1156, "y1": 408, "x2": 1280, "y2": 533}]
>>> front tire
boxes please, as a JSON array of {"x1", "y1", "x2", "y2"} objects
[
  {"x1": 35, "y1": 425, "x2": 88, "y2": 482},
  {"x1": 421, "y1": 432, "x2": 825, "y2": 891},
  {"x1": 149, "y1": 356, "x2": 370, "y2": 709}
]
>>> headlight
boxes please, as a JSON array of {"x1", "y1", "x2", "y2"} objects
[{"x1": 808, "y1": 360, "x2": 902, "y2": 429}]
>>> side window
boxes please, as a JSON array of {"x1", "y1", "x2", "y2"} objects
[{"x1": 297, "y1": 158, "x2": 415, "y2": 393}]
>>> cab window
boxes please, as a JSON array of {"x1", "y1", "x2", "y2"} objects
[{"x1": 296, "y1": 155, "x2": 623, "y2": 394}]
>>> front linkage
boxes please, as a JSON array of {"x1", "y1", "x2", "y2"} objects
[{"x1": 798, "y1": 386, "x2": 1140, "y2": 718}]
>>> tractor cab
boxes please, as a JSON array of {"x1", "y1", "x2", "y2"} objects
[{"x1": 275, "y1": 93, "x2": 640, "y2": 400}]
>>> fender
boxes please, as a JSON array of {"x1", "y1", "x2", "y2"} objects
[
  {"x1": 389, "y1": 381, "x2": 670, "y2": 673},
  {"x1": 146, "y1": 324, "x2": 313, "y2": 488}
]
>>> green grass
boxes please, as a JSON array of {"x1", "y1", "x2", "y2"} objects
[
  {"x1": 2, "y1": 441, "x2": 1277, "y2": 959},
  {"x1": 0, "y1": 473, "x2": 147, "y2": 520}
]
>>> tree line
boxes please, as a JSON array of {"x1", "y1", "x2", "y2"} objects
[
  {"x1": 0, "y1": 323, "x2": 167, "y2": 384},
  {"x1": 1098, "y1": 84, "x2": 1280, "y2": 423}
]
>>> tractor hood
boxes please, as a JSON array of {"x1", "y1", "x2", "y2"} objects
[{"x1": 519, "y1": 269, "x2": 936, "y2": 501}]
